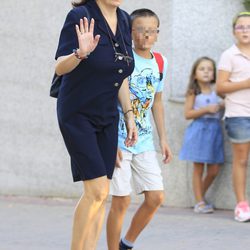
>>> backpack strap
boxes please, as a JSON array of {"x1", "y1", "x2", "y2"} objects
[{"x1": 153, "y1": 52, "x2": 164, "y2": 81}]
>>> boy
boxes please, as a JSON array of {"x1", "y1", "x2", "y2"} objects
[{"x1": 106, "y1": 9, "x2": 172, "y2": 250}]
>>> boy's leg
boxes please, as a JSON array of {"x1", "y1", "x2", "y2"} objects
[
  {"x1": 107, "y1": 196, "x2": 131, "y2": 250},
  {"x1": 202, "y1": 164, "x2": 220, "y2": 197},
  {"x1": 122, "y1": 151, "x2": 164, "y2": 245},
  {"x1": 124, "y1": 190, "x2": 164, "y2": 243},
  {"x1": 106, "y1": 151, "x2": 133, "y2": 250}
]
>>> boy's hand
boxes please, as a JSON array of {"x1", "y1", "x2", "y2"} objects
[
  {"x1": 124, "y1": 114, "x2": 138, "y2": 147},
  {"x1": 160, "y1": 141, "x2": 173, "y2": 164},
  {"x1": 115, "y1": 148, "x2": 123, "y2": 168}
]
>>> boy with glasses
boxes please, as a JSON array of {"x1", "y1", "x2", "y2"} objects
[{"x1": 106, "y1": 8, "x2": 172, "y2": 250}]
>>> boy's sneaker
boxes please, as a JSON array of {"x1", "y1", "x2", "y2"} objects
[
  {"x1": 119, "y1": 240, "x2": 133, "y2": 250},
  {"x1": 234, "y1": 201, "x2": 250, "y2": 222},
  {"x1": 194, "y1": 201, "x2": 214, "y2": 214}
]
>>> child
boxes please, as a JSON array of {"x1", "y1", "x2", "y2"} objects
[
  {"x1": 217, "y1": 12, "x2": 250, "y2": 222},
  {"x1": 179, "y1": 57, "x2": 224, "y2": 214},
  {"x1": 106, "y1": 9, "x2": 172, "y2": 250}
]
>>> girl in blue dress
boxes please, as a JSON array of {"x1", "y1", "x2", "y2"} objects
[{"x1": 179, "y1": 57, "x2": 224, "y2": 214}]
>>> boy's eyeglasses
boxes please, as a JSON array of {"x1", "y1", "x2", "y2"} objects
[
  {"x1": 132, "y1": 27, "x2": 160, "y2": 35},
  {"x1": 234, "y1": 25, "x2": 250, "y2": 32}
]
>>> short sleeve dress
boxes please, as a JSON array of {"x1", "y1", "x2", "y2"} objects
[
  {"x1": 55, "y1": 0, "x2": 134, "y2": 182},
  {"x1": 179, "y1": 91, "x2": 224, "y2": 164}
]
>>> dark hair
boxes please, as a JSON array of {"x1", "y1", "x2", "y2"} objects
[
  {"x1": 130, "y1": 8, "x2": 160, "y2": 27},
  {"x1": 186, "y1": 57, "x2": 216, "y2": 96},
  {"x1": 232, "y1": 11, "x2": 250, "y2": 29},
  {"x1": 72, "y1": 0, "x2": 89, "y2": 7}
]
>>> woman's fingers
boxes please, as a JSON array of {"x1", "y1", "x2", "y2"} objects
[
  {"x1": 79, "y1": 18, "x2": 84, "y2": 34},
  {"x1": 89, "y1": 18, "x2": 95, "y2": 34},
  {"x1": 83, "y1": 17, "x2": 89, "y2": 33},
  {"x1": 75, "y1": 24, "x2": 81, "y2": 37}
]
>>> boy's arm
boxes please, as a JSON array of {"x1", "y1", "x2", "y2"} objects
[
  {"x1": 151, "y1": 92, "x2": 172, "y2": 164},
  {"x1": 118, "y1": 78, "x2": 138, "y2": 147}
]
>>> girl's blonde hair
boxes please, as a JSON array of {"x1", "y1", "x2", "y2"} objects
[
  {"x1": 186, "y1": 57, "x2": 216, "y2": 96},
  {"x1": 233, "y1": 12, "x2": 250, "y2": 28}
]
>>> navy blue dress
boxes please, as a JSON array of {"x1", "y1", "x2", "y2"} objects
[{"x1": 55, "y1": 0, "x2": 134, "y2": 182}]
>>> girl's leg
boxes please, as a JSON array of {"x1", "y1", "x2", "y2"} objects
[
  {"x1": 106, "y1": 196, "x2": 131, "y2": 250},
  {"x1": 124, "y1": 191, "x2": 164, "y2": 243},
  {"x1": 202, "y1": 164, "x2": 220, "y2": 197},
  {"x1": 71, "y1": 176, "x2": 110, "y2": 250},
  {"x1": 232, "y1": 142, "x2": 250, "y2": 202},
  {"x1": 193, "y1": 163, "x2": 205, "y2": 202}
]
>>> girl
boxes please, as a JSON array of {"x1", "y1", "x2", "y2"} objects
[
  {"x1": 217, "y1": 12, "x2": 250, "y2": 222},
  {"x1": 179, "y1": 57, "x2": 224, "y2": 214}
]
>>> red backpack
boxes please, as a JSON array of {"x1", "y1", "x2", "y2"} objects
[{"x1": 153, "y1": 52, "x2": 164, "y2": 81}]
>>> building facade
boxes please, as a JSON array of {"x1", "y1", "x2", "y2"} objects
[{"x1": 0, "y1": 0, "x2": 248, "y2": 209}]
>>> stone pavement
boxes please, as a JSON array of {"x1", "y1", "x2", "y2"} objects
[{"x1": 0, "y1": 196, "x2": 250, "y2": 250}]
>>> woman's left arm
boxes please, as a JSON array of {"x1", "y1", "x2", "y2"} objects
[
  {"x1": 152, "y1": 92, "x2": 172, "y2": 164},
  {"x1": 118, "y1": 78, "x2": 138, "y2": 147}
]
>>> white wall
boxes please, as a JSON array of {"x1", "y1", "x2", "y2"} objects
[{"x1": 0, "y1": 0, "x2": 248, "y2": 209}]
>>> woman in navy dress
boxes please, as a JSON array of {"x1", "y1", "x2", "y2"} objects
[{"x1": 55, "y1": 0, "x2": 137, "y2": 249}]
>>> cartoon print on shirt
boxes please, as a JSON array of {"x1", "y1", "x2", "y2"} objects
[{"x1": 120, "y1": 68, "x2": 159, "y2": 136}]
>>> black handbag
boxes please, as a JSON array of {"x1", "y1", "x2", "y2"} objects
[{"x1": 50, "y1": 73, "x2": 62, "y2": 98}]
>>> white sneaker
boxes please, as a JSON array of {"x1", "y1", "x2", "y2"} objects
[
  {"x1": 234, "y1": 201, "x2": 250, "y2": 222},
  {"x1": 194, "y1": 201, "x2": 214, "y2": 214}
]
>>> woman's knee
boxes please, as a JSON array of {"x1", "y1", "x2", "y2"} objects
[
  {"x1": 84, "y1": 177, "x2": 110, "y2": 202},
  {"x1": 145, "y1": 191, "x2": 165, "y2": 208}
]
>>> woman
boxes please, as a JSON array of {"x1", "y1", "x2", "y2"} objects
[{"x1": 54, "y1": 0, "x2": 137, "y2": 249}]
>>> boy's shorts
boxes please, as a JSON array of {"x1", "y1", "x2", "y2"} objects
[
  {"x1": 110, "y1": 150, "x2": 164, "y2": 196},
  {"x1": 225, "y1": 117, "x2": 250, "y2": 143}
]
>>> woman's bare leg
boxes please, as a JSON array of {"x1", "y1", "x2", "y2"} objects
[{"x1": 71, "y1": 176, "x2": 110, "y2": 250}]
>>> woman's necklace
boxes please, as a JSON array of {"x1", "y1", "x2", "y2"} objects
[{"x1": 102, "y1": 16, "x2": 133, "y2": 66}]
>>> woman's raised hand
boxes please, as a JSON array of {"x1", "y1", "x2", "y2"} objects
[{"x1": 75, "y1": 17, "x2": 100, "y2": 58}]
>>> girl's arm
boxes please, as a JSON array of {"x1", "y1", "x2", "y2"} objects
[
  {"x1": 151, "y1": 92, "x2": 172, "y2": 164},
  {"x1": 184, "y1": 93, "x2": 219, "y2": 120},
  {"x1": 216, "y1": 70, "x2": 250, "y2": 94},
  {"x1": 118, "y1": 78, "x2": 137, "y2": 147}
]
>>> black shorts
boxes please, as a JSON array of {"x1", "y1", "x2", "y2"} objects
[{"x1": 59, "y1": 113, "x2": 119, "y2": 182}]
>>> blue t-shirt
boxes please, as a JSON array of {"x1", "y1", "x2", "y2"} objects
[{"x1": 118, "y1": 50, "x2": 168, "y2": 154}]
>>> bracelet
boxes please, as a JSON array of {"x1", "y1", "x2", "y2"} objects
[
  {"x1": 73, "y1": 49, "x2": 89, "y2": 60},
  {"x1": 124, "y1": 109, "x2": 133, "y2": 116}
]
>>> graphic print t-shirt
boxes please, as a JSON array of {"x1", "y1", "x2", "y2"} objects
[{"x1": 118, "y1": 50, "x2": 167, "y2": 154}]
